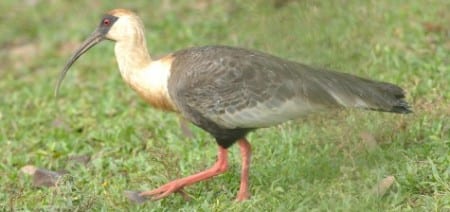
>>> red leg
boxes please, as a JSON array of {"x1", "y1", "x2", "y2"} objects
[
  {"x1": 139, "y1": 146, "x2": 228, "y2": 200},
  {"x1": 236, "y1": 138, "x2": 251, "y2": 201}
]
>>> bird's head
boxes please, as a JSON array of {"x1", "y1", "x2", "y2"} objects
[{"x1": 55, "y1": 9, "x2": 143, "y2": 96}]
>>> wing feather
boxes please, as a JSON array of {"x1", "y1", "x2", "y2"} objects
[{"x1": 168, "y1": 46, "x2": 409, "y2": 129}]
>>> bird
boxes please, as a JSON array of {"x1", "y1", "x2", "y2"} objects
[{"x1": 56, "y1": 8, "x2": 411, "y2": 202}]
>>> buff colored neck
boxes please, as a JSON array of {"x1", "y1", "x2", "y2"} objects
[
  {"x1": 114, "y1": 30, "x2": 151, "y2": 82},
  {"x1": 112, "y1": 29, "x2": 177, "y2": 112}
]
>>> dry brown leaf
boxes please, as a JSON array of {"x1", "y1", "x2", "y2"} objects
[
  {"x1": 33, "y1": 169, "x2": 65, "y2": 187},
  {"x1": 21, "y1": 165, "x2": 38, "y2": 175},
  {"x1": 372, "y1": 175, "x2": 395, "y2": 196},
  {"x1": 21, "y1": 165, "x2": 67, "y2": 187}
]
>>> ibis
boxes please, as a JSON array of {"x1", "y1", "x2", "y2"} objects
[{"x1": 56, "y1": 9, "x2": 411, "y2": 202}]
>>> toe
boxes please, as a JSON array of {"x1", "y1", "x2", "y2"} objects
[{"x1": 124, "y1": 190, "x2": 147, "y2": 204}]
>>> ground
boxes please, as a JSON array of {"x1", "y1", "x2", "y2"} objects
[{"x1": 0, "y1": 0, "x2": 449, "y2": 211}]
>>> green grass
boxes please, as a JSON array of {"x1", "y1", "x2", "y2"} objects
[{"x1": 1, "y1": 0, "x2": 449, "y2": 211}]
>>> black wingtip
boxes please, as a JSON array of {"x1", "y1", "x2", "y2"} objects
[
  {"x1": 390, "y1": 100, "x2": 413, "y2": 114},
  {"x1": 391, "y1": 106, "x2": 413, "y2": 114}
]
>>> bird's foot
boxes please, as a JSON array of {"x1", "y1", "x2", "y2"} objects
[
  {"x1": 126, "y1": 147, "x2": 229, "y2": 204},
  {"x1": 139, "y1": 179, "x2": 187, "y2": 200},
  {"x1": 125, "y1": 185, "x2": 191, "y2": 204},
  {"x1": 125, "y1": 190, "x2": 146, "y2": 204}
]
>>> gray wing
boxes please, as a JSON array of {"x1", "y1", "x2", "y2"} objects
[{"x1": 168, "y1": 46, "x2": 409, "y2": 129}]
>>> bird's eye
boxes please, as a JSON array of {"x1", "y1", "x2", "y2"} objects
[{"x1": 103, "y1": 18, "x2": 111, "y2": 26}]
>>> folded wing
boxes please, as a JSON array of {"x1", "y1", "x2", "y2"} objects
[{"x1": 169, "y1": 46, "x2": 410, "y2": 129}]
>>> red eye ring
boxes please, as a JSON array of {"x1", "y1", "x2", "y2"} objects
[{"x1": 103, "y1": 18, "x2": 110, "y2": 25}]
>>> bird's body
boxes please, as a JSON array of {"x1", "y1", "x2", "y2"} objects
[
  {"x1": 56, "y1": 8, "x2": 411, "y2": 202},
  {"x1": 118, "y1": 45, "x2": 410, "y2": 148}
]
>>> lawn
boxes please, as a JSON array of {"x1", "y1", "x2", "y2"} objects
[{"x1": 1, "y1": 0, "x2": 449, "y2": 211}]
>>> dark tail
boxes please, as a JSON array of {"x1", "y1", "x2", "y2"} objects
[
  {"x1": 305, "y1": 67, "x2": 413, "y2": 114},
  {"x1": 364, "y1": 80, "x2": 412, "y2": 114}
]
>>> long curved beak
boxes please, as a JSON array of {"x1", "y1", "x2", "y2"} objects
[{"x1": 55, "y1": 30, "x2": 105, "y2": 97}]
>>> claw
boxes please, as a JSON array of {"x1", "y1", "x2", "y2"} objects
[
  {"x1": 124, "y1": 190, "x2": 147, "y2": 204},
  {"x1": 139, "y1": 180, "x2": 185, "y2": 200},
  {"x1": 125, "y1": 188, "x2": 190, "y2": 203}
]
